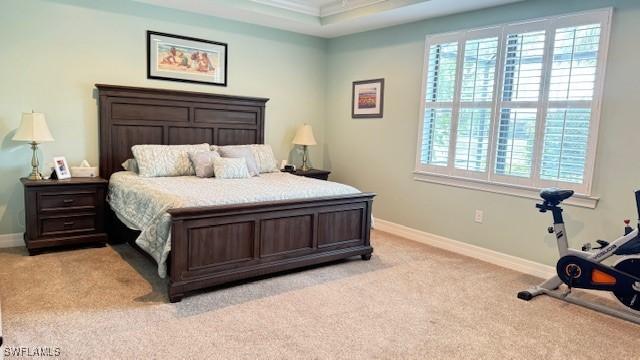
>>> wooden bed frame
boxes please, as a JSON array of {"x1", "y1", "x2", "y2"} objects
[{"x1": 97, "y1": 84, "x2": 374, "y2": 302}]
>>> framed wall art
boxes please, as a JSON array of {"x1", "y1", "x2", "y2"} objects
[
  {"x1": 352, "y1": 78, "x2": 384, "y2": 118},
  {"x1": 147, "y1": 31, "x2": 227, "y2": 86}
]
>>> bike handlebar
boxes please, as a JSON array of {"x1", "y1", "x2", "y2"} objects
[{"x1": 635, "y1": 190, "x2": 640, "y2": 222}]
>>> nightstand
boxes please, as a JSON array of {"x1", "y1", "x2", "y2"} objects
[
  {"x1": 21, "y1": 177, "x2": 108, "y2": 255},
  {"x1": 286, "y1": 169, "x2": 331, "y2": 181}
]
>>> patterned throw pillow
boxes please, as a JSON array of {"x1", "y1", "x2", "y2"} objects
[
  {"x1": 218, "y1": 146, "x2": 260, "y2": 177},
  {"x1": 132, "y1": 143, "x2": 210, "y2": 177},
  {"x1": 218, "y1": 144, "x2": 278, "y2": 173},
  {"x1": 121, "y1": 158, "x2": 139, "y2": 173},
  {"x1": 251, "y1": 144, "x2": 279, "y2": 173},
  {"x1": 188, "y1": 151, "x2": 221, "y2": 178},
  {"x1": 213, "y1": 157, "x2": 250, "y2": 179}
]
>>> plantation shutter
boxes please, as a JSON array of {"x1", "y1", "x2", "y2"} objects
[
  {"x1": 493, "y1": 29, "x2": 546, "y2": 183},
  {"x1": 420, "y1": 41, "x2": 458, "y2": 169},
  {"x1": 539, "y1": 23, "x2": 602, "y2": 185},
  {"x1": 453, "y1": 36, "x2": 499, "y2": 176}
]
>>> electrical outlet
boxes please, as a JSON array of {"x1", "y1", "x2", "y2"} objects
[{"x1": 474, "y1": 210, "x2": 483, "y2": 223}]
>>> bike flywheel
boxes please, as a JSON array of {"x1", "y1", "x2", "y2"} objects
[{"x1": 613, "y1": 257, "x2": 640, "y2": 311}]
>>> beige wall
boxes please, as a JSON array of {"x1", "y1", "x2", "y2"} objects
[{"x1": 325, "y1": 0, "x2": 640, "y2": 265}]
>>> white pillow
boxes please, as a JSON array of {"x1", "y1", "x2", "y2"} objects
[
  {"x1": 251, "y1": 144, "x2": 279, "y2": 173},
  {"x1": 213, "y1": 157, "x2": 250, "y2": 179},
  {"x1": 132, "y1": 143, "x2": 210, "y2": 177},
  {"x1": 218, "y1": 144, "x2": 278, "y2": 173},
  {"x1": 218, "y1": 146, "x2": 260, "y2": 177}
]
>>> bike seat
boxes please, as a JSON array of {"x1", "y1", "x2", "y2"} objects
[{"x1": 540, "y1": 188, "x2": 574, "y2": 204}]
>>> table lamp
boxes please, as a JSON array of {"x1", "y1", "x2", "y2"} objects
[
  {"x1": 13, "y1": 112, "x2": 55, "y2": 180},
  {"x1": 292, "y1": 124, "x2": 317, "y2": 171}
]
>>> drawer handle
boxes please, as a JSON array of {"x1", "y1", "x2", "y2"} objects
[
  {"x1": 63, "y1": 221, "x2": 75, "y2": 227},
  {"x1": 63, "y1": 199, "x2": 75, "y2": 204}
]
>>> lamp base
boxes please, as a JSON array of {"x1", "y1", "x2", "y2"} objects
[
  {"x1": 27, "y1": 172, "x2": 43, "y2": 181},
  {"x1": 301, "y1": 145, "x2": 312, "y2": 171},
  {"x1": 27, "y1": 141, "x2": 44, "y2": 180}
]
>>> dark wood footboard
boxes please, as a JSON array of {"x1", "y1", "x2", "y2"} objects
[{"x1": 166, "y1": 193, "x2": 374, "y2": 302}]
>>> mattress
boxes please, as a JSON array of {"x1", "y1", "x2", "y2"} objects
[{"x1": 107, "y1": 171, "x2": 361, "y2": 277}]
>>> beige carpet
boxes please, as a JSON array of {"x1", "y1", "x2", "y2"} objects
[{"x1": 0, "y1": 230, "x2": 638, "y2": 359}]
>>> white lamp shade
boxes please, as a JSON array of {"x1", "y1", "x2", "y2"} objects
[
  {"x1": 292, "y1": 124, "x2": 317, "y2": 146},
  {"x1": 13, "y1": 112, "x2": 54, "y2": 142}
]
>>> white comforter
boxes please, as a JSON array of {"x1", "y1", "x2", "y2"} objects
[{"x1": 107, "y1": 171, "x2": 361, "y2": 277}]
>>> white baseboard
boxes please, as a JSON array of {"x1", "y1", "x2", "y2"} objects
[
  {"x1": 0, "y1": 233, "x2": 25, "y2": 248},
  {"x1": 373, "y1": 218, "x2": 555, "y2": 279}
]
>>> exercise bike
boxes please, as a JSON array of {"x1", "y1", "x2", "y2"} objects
[{"x1": 518, "y1": 188, "x2": 640, "y2": 325}]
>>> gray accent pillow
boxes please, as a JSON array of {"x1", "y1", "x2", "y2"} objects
[
  {"x1": 218, "y1": 146, "x2": 260, "y2": 177},
  {"x1": 213, "y1": 157, "x2": 250, "y2": 179},
  {"x1": 188, "y1": 151, "x2": 221, "y2": 178},
  {"x1": 121, "y1": 158, "x2": 139, "y2": 173}
]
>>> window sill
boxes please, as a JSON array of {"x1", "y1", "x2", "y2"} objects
[{"x1": 413, "y1": 171, "x2": 599, "y2": 209}]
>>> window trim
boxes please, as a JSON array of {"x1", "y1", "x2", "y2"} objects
[
  {"x1": 413, "y1": 170, "x2": 600, "y2": 208},
  {"x1": 415, "y1": 8, "x2": 612, "y2": 203}
]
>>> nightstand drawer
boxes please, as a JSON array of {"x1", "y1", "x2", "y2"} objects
[
  {"x1": 41, "y1": 214, "x2": 96, "y2": 236},
  {"x1": 38, "y1": 191, "x2": 97, "y2": 212}
]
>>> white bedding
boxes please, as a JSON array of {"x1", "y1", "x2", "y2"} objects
[{"x1": 107, "y1": 171, "x2": 361, "y2": 277}]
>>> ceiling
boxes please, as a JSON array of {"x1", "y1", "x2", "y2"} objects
[
  {"x1": 133, "y1": 0, "x2": 525, "y2": 38},
  {"x1": 252, "y1": 0, "x2": 389, "y2": 17}
]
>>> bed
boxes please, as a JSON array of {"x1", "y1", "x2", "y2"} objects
[{"x1": 97, "y1": 84, "x2": 374, "y2": 302}]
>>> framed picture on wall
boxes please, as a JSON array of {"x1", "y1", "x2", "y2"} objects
[
  {"x1": 352, "y1": 78, "x2": 384, "y2": 118},
  {"x1": 147, "y1": 31, "x2": 228, "y2": 86}
]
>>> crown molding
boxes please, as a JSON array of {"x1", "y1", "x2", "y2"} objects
[
  {"x1": 251, "y1": 0, "x2": 388, "y2": 17},
  {"x1": 133, "y1": 0, "x2": 525, "y2": 38},
  {"x1": 320, "y1": 0, "x2": 386, "y2": 17},
  {"x1": 251, "y1": 0, "x2": 322, "y2": 16}
]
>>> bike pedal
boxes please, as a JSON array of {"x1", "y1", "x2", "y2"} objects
[{"x1": 517, "y1": 291, "x2": 533, "y2": 301}]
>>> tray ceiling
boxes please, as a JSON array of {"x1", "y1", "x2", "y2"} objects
[{"x1": 133, "y1": 0, "x2": 525, "y2": 38}]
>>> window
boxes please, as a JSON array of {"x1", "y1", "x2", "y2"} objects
[{"x1": 416, "y1": 9, "x2": 611, "y2": 198}]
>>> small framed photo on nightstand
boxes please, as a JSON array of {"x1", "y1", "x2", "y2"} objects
[{"x1": 53, "y1": 156, "x2": 71, "y2": 179}]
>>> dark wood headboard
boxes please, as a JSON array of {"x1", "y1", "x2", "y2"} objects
[{"x1": 96, "y1": 84, "x2": 269, "y2": 179}]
